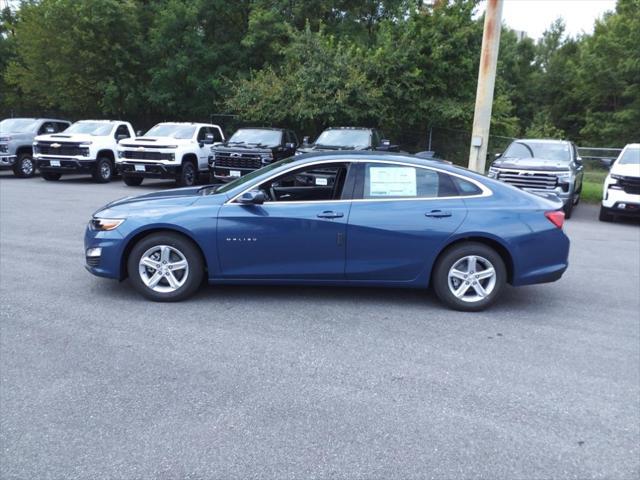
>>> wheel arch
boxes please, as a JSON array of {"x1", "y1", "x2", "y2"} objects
[
  {"x1": 97, "y1": 149, "x2": 115, "y2": 162},
  {"x1": 435, "y1": 235, "x2": 515, "y2": 284},
  {"x1": 120, "y1": 227, "x2": 208, "y2": 280},
  {"x1": 181, "y1": 152, "x2": 197, "y2": 165},
  {"x1": 16, "y1": 145, "x2": 33, "y2": 157}
]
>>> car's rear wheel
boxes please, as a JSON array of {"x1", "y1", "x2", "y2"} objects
[
  {"x1": 41, "y1": 172, "x2": 62, "y2": 181},
  {"x1": 13, "y1": 153, "x2": 36, "y2": 178},
  {"x1": 177, "y1": 160, "x2": 196, "y2": 187},
  {"x1": 123, "y1": 175, "x2": 144, "y2": 186},
  {"x1": 92, "y1": 157, "x2": 113, "y2": 183},
  {"x1": 127, "y1": 232, "x2": 204, "y2": 302},
  {"x1": 432, "y1": 242, "x2": 506, "y2": 311}
]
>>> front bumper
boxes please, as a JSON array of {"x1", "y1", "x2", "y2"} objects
[
  {"x1": 84, "y1": 226, "x2": 125, "y2": 279},
  {"x1": 601, "y1": 202, "x2": 640, "y2": 217},
  {"x1": 117, "y1": 161, "x2": 180, "y2": 179},
  {"x1": 211, "y1": 165, "x2": 255, "y2": 182},
  {"x1": 602, "y1": 187, "x2": 640, "y2": 210},
  {"x1": 36, "y1": 156, "x2": 97, "y2": 173},
  {"x1": 0, "y1": 155, "x2": 17, "y2": 168}
]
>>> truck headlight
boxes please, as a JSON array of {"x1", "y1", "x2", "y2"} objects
[
  {"x1": 608, "y1": 174, "x2": 623, "y2": 189},
  {"x1": 90, "y1": 218, "x2": 125, "y2": 231},
  {"x1": 260, "y1": 154, "x2": 273, "y2": 164},
  {"x1": 487, "y1": 167, "x2": 499, "y2": 178}
]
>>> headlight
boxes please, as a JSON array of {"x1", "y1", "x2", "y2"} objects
[
  {"x1": 487, "y1": 167, "x2": 499, "y2": 178},
  {"x1": 90, "y1": 218, "x2": 125, "y2": 231},
  {"x1": 260, "y1": 153, "x2": 273, "y2": 164},
  {"x1": 607, "y1": 174, "x2": 623, "y2": 189},
  {"x1": 0, "y1": 136, "x2": 11, "y2": 142},
  {"x1": 80, "y1": 147, "x2": 90, "y2": 157},
  {"x1": 117, "y1": 150, "x2": 124, "y2": 158},
  {"x1": 610, "y1": 174, "x2": 624, "y2": 181}
]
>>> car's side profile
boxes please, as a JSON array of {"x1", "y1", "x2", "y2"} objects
[{"x1": 84, "y1": 152, "x2": 570, "y2": 311}]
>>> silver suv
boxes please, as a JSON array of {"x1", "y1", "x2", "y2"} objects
[
  {"x1": 488, "y1": 139, "x2": 584, "y2": 218},
  {"x1": 0, "y1": 118, "x2": 71, "y2": 177}
]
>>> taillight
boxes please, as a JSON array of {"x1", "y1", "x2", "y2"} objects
[{"x1": 545, "y1": 210, "x2": 565, "y2": 229}]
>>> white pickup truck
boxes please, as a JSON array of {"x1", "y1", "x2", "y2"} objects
[
  {"x1": 33, "y1": 120, "x2": 135, "y2": 182},
  {"x1": 116, "y1": 122, "x2": 224, "y2": 187}
]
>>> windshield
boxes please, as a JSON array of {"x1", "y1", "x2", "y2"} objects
[
  {"x1": 503, "y1": 141, "x2": 572, "y2": 162},
  {"x1": 0, "y1": 118, "x2": 39, "y2": 133},
  {"x1": 65, "y1": 122, "x2": 114, "y2": 136},
  {"x1": 617, "y1": 146, "x2": 640, "y2": 165},
  {"x1": 228, "y1": 129, "x2": 282, "y2": 146},
  {"x1": 145, "y1": 124, "x2": 196, "y2": 139},
  {"x1": 213, "y1": 157, "x2": 298, "y2": 195},
  {"x1": 314, "y1": 129, "x2": 370, "y2": 149}
]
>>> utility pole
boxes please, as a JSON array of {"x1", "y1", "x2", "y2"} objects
[{"x1": 468, "y1": 0, "x2": 504, "y2": 173}]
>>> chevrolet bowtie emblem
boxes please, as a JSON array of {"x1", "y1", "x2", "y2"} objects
[{"x1": 51, "y1": 143, "x2": 61, "y2": 148}]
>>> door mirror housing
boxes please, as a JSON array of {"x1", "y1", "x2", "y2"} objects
[
  {"x1": 494, "y1": 152, "x2": 502, "y2": 159},
  {"x1": 136, "y1": 130, "x2": 143, "y2": 136},
  {"x1": 237, "y1": 189, "x2": 266, "y2": 205},
  {"x1": 575, "y1": 156, "x2": 583, "y2": 165},
  {"x1": 285, "y1": 142, "x2": 295, "y2": 150}
]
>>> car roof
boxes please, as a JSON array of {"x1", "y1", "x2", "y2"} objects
[
  {"x1": 76, "y1": 119, "x2": 121, "y2": 124},
  {"x1": 324, "y1": 126, "x2": 373, "y2": 131}
]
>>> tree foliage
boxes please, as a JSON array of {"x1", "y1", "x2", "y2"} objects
[{"x1": 1, "y1": 0, "x2": 637, "y2": 149}]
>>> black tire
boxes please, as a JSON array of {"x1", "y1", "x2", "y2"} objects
[
  {"x1": 176, "y1": 160, "x2": 197, "y2": 187},
  {"x1": 123, "y1": 175, "x2": 144, "y2": 186},
  {"x1": 41, "y1": 172, "x2": 62, "y2": 181},
  {"x1": 13, "y1": 153, "x2": 36, "y2": 178},
  {"x1": 599, "y1": 206, "x2": 614, "y2": 222},
  {"x1": 208, "y1": 170, "x2": 222, "y2": 184},
  {"x1": 563, "y1": 195, "x2": 574, "y2": 219},
  {"x1": 432, "y1": 242, "x2": 507, "y2": 312},
  {"x1": 92, "y1": 157, "x2": 113, "y2": 183},
  {"x1": 127, "y1": 232, "x2": 204, "y2": 302}
]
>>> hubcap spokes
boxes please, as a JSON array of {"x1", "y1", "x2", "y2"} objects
[
  {"x1": 138, "y1": 245, "x2": 189, "y2": 293},
  {"x1": 448, "y1": 255, "x2": 497, "y2": 303},
  {"x1": 101, "y1": 163, "x2": 111, "y2": 178},
  {"x1": 22, "y1": 158, "x2": 33, "y2": 174}
]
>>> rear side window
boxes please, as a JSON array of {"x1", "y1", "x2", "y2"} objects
[
  {"x1": 452, "y1": 176, "x2": 483, "y2": 196},
  {"x1": 362, "y1": 163, "x2": 458, "y2": 199}
]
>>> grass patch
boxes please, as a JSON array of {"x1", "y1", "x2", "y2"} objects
[{"x1": 581, "y1": 167, "x2": 608, "y2": 203}]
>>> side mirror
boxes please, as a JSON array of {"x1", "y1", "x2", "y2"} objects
[
  {"x1": 136, "y1": 130, "x2": 142, "y2": 136},
  {"x1": 575, "y1": 156, "x2": 583, "y2": 165},
  {"x1": 116, "y1": 134, "x2": 128, "y2": 141},
  {"x1": 494, "y1": 152, "x2": 502, "y2": 159},
  {"x1": 203, "y1": 133, "x2": 214, "y2": 145},
  {"x1": 285, "y1": 142, "x2": 295, "y2": 149},
  {"x1": 381, "y1": 139, "x2": 391, "y2": 147},
  {"x1": 237, "y1": 189, "x2": 266, "y2": 205},
  {"x1": 302, "y1": 136, "x2": 311, "y2": 146},
  {"x1": 603, "y1": 157, "x2": 616, "y2": 169}
]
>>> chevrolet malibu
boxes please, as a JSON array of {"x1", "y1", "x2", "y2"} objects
[{"x1": 85, "y1": 152, "x2": 569, "y2": 311}]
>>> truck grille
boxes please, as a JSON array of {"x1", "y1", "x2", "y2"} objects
[
  {"x1": 497, "y1": 170, "x2": 559, "y2": 190},
  {"x1": 619, "y1": 176, "x2": 640, "y2": 195},
  {"x1": 214, "y1": 152, "x2": 263, "y2": 170},
  {"x1": 36, "y1": 141, "x2": 84, "y2": 156},
  {"x1": 121, "y1": 150, "x2": 172, "y2": 161}
]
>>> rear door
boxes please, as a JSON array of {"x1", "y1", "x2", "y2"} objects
[{"x1": 345, "y1": 161, "x2": 468, "y2": 282}]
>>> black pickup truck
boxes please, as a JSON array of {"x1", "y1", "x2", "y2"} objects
[
  {"x1": 295, "y1": 127, "x2": 399, "y2": 155},
  {"x1": 209, "y1": 127, "x2": 298, "y2": 182}
]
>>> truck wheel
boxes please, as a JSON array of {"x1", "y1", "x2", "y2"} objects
[
  {"x1": 13, "y1": 153, "x2": 36, "y2": 178},
  {"x1": 177, "y1": 161, "x2": 196, "y2": 187},
  {"x1": 127, "y1": 232, "x2": 204, "y2": 302},
  {"x1": 92, "y1": 157, "x2": 113, "y2": 183},
  {"x1": 599, "y1": 206, "x2": 614, "y2": 222},
  {"x1": 41, "y1": 172, "x2": 62, "y2": 181},
  {"x1": 563, "y1": 195, "x2": 574, "y2": 219},
  {"x1": 432, "y1": 242, "x2": 506, "y2": 312},
  {"x1": 123, "y1": 175, "x2": 143, "y2": 186},
  {"x1": 208, "y1": 171, "x2": 222, "y2": 184}
]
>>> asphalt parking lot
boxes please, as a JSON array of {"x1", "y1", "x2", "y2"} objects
[{"x1": 1, "y1": 173, "x2": 639, "y2": 480}]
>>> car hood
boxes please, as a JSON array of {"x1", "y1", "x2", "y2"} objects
[
  {"x1": 93, "y1": 186, "x2": 226, "y2": 217},
  {"x1": 120, "y1": 136, "x2": 191, "y2": 147},
  {"x1": 34, "y1": 133, "x2": 96, "y2": 143},
  {"x1": 297, "y1": 145, "x2": 367, "y2": 154},
  {"x1": 492, "y1": 157, "x2": 572, "y2": 172},
  {"x1": 610, "y1": 163, "x2": 640, "y2": 178},
  {"x1": 0, "y1": 131, "x2": 32, "y2": 140}
]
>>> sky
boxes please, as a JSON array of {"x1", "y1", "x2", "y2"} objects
[{"x1": 478, "y1": 0, "x2": 618, "y2": 40}]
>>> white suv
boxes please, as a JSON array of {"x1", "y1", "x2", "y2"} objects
[
  {"x1": 600, "y1": 143, "x2": 640, "y2": 222},
  {"x1": 33, "y1": 120, "x2": 135, "y2": 182},
  {"x1": 117, "y1": 122, "x2": 224, "y2": 187}
]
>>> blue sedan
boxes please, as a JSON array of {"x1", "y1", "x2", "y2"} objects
[{"x1": 85, "y1": 152, "x2": 569, "y2": 311}]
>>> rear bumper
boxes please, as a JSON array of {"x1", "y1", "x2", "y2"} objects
[
  {"x1": 36, "y1": 157, "x2": 97, "y2": 173},
  {"x1": 118, "y1": 161, "x2": 180, "y2": 179}
]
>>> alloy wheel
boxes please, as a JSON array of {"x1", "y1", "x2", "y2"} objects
[
  {"x1": 21, "y1": 157, "x2": 34, "y2": 176},
  {"x1": 447, "y1": 255, "x2": 497, "y2": 303},
  {"x1": 138, "y1": 245, "x2": 189, "y2": 293}
]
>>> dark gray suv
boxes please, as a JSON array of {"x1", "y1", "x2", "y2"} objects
[{"x1": 488, "y1": 139, "x2": 584, "y2": 218}]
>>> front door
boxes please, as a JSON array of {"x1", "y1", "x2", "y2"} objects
[
  {"x1": 345, "y1": 162, "x2": 468, "y2": 282},
  {"x1": 217, "y1": 161, "x2": 353, "y2": 279}
]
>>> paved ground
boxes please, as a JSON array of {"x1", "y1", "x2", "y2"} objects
[{"x1": 1, "y1": 173, "x2": 639, "y2": 480}]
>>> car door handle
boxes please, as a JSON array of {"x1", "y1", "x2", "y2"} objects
[
  {"x1": 425, "y1": 210, "x2": 452, "y2": 218},
  {"x1": 317, "y1": 211, "x2": 344, "y2": 219}
]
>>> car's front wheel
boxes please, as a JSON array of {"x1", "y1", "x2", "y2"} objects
[
  {"x1": 432, "y1": 242, "x2": 507, "y2": 311},
  {"x1": 127, "y1": 232, "x2": 204, "y2": 301},
  {"x1": 41, "y1": 172, "x2": 62, "y2": 181},
  {"x1": 92, "y1": 157, "x2": 114, "y2": 183},
  {"x1": 599, "y1": 206, "x2": 614, "y2": 222},
  {"x1": 176, "y1": 161, "x2": 196, "y2": 187},
  {"x1": 13, "y1": 153, "x2": 36, "y2": 178},
  {"x1": 123, "y1": 175, "x2": 144, "y2": 186}
]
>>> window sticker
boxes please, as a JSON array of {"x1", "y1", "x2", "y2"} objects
[
  {"x1": 369, "y1": 166, "x2": 417, "y2": 197},
  {"x1": 315, "y1": 177, "x2": 328, "y2": 186}
]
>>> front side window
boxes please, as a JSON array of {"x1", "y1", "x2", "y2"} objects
[
  {"x1": 115, "y1": 125, "x2": 130, "y2": 139},
  {"x1": 145, "y1": 124, "x2": 196, "y2": 139},
  {"x1": 65, "y1": 122, "x2": 114, "y2": 136},
  {"x1": 246, "y1": 162, "x2": 350, "y2": 203},
  {"x1": 362, "y1": 163, "x2": 458, "y2": 199}
]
